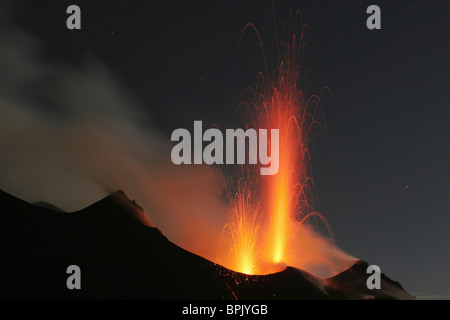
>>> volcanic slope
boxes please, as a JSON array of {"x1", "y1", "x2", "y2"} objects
[{"x1": 0, "y1": 189, "x2": 414, "y2": 299}]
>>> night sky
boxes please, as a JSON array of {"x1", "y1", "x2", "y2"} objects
[{"x1": 5, "y1": 0, "x2": 450, "y2": 298}]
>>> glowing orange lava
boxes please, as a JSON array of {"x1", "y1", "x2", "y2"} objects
[{"x1": 219, "y1": 14, "x2": 339, "y2": 276}]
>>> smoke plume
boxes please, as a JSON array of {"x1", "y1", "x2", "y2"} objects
[
  {"x1": 0, "y1": 26, "x2": 356, "y2": 277},
  {"x1": 0, "y1": 27, "x2": 227, "y2": 262}
]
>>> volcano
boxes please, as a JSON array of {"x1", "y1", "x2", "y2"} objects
[{"x1": 0, "y1": 189, "x2": 414, "y2": 299}]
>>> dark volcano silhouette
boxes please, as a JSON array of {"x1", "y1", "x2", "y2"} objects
[{"x1": 0, "y1": 189, "x2": 414, "y2": 299}]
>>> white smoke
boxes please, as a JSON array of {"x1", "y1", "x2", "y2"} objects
[{"x1": 0, "y1": 27, "x2": 228, "y2": 262}]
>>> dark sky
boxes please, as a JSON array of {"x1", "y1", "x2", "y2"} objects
[{"x1": 7, "y1": 0, "x2": 450, "y2": 298}]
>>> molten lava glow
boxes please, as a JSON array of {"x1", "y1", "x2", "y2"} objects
[
  {"x1": 218, "y1": 17, "x2": 351, "y2": 276},
  {"x1": 270, "y1": 173, "x2": 289, "y2": 264},
  {"x1": 261, "y1": 70, "x2": 312, "y2": 270},
  {"x1": 221, "y1": 170, "x2": 261, "y2": 275}
]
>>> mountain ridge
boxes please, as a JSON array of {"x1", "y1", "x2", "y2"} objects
[{"x1": 0, "y1": 188, "x2": 415, "y2": 299}]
